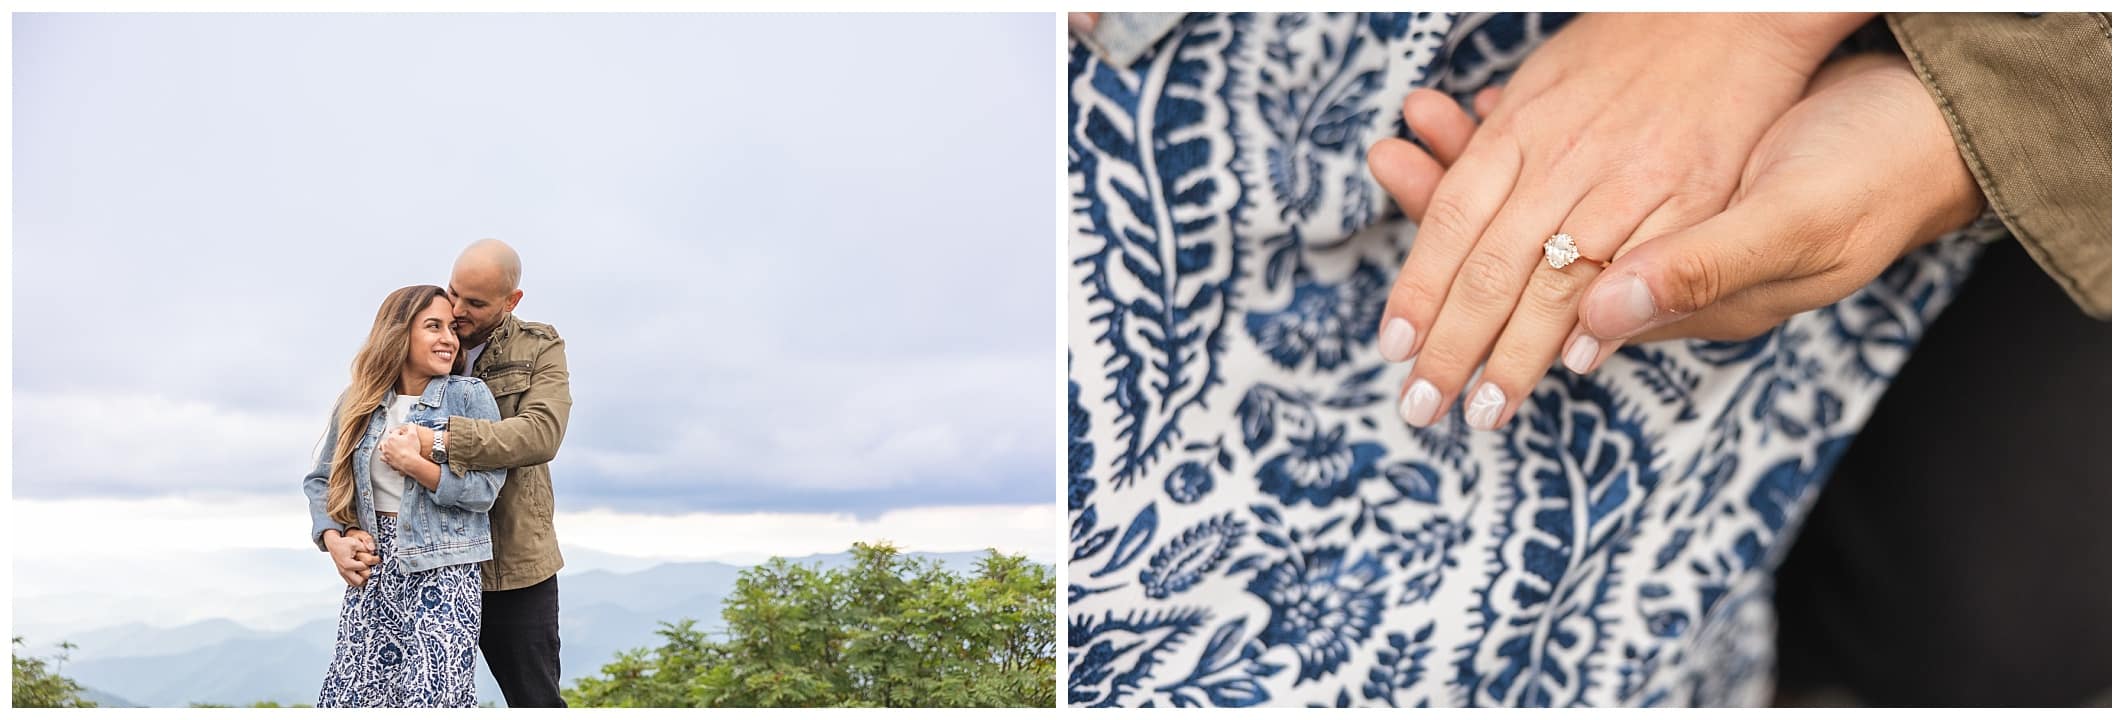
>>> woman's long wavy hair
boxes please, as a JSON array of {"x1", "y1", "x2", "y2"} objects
[{"x1": 326, "y1": 285, "x2": 453, "y2": 528}]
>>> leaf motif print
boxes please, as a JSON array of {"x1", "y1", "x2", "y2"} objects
[
  {"x1": 1156, "y1": 616, "x2": 1275, "y2": 707},
  {"x1": 1236, "y1": 13, "x2": 1392, "y2": 229},
  {"x1": 1462, "y1": 375, "x2": 1660, "y2": 706},
  {"x1": 1069, "y1": 607, "x2": 1214, "y2": 707},
  {"x1": 1072, "y1": 16, "x2": 1245, "y2": 485},
  {"x1": 1069, "y1": 370, "x2": 1096, "y2": 512},
  {"x1": 1616, "y1": 346, "x2": 1701, "y2": 422},
  {"x1": 1090, "y1": 504, "x2": 1162, "y2": 579},
  {"x1": 1141, "y1": 513, "x2": 1248, "y2": 599}
]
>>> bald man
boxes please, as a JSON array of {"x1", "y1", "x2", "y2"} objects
[{"x1": 379, "y1": 238, "x2": 573, "y2": 707}]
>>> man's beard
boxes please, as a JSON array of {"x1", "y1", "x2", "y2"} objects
[
  {"x1": 450, "y1": 322, "x2": 493, "y2": 375},
  {"x1": 455, "y1": 319, "x2": 499, "y2": 349}
]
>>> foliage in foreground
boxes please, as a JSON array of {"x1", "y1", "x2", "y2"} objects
[
  {"x1": 564, "y1": 543, "x2": 1054, "y2": 708},
  {"x1": 13, "y1": 637, "x2": 95, "y2": 708}
]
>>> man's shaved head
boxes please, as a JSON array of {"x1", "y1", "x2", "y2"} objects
[
  {"x1": 455, "y1": 237, "x2": 522, "y2": 292},
  {"x1": 448, "y1": 238, "x2": 525, "y2": 349}
]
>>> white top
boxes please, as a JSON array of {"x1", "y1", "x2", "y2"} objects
[
  {"x1": 371, "y1": 394, "x2": 421, "y2": 514},
  {"x1": 462, "y1": 342, "x2": 488, "y2": 375}
]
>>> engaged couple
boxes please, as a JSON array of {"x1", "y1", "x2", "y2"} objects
[{"x1": 300, "y1": 239, "x2": 575, "y2": 708}]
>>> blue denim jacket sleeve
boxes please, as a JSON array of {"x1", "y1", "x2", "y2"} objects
[
  {"x1": 432, "y1": 378, "x2": 507, "y2": 512},
  {"x1": 302, "y1": 408, "x2": 346, "y2": 551}
]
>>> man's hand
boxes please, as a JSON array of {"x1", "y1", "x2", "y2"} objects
[
  {"x1": 1565, "y1": 51, "x2": 1984, "y2": 367},
  {"x1": 323, "y1": 528, "x2": 380, "y2": 587},
  {"x1": 377, "y1": 424, "x2": 433, "y2": 475},
  {"x1": 1368, "y1": 13, "x2": 1872, "y2": 430}
]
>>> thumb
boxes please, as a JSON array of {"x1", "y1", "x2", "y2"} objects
[{"x1": 1579, "y1": 200, "x2": 1796, "y2": 340}]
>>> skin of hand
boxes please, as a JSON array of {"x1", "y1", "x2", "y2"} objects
[
  {"x1": 1565, "y1": 51, "x2": 1985, "y2": 365},
  {"x1": 378, "y1": 425, "x2": 443, "y2": 491},
  {"x1": 323, "y1": 528, "x2": 379, "y2": 587},
  {"x1": 1378, "y1": 52, "x2": 1982, "y2": 383},
  {"x1": 1367, "y1": 13, "x2": 1874, "y2": 431}
]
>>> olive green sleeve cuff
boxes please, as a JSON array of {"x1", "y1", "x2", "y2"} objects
[{"x1": 1888, "y1": 12, "x2": 2111, "y2": 319}]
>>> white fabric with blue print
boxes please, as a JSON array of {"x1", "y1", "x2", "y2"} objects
[{"x1": 1066, "y1": 12, "x2": 2003, "y2": 707}]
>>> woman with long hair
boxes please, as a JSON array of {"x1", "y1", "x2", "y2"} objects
[{"x1": 301, "y1": 284, "x2": 505, "y2": 707}]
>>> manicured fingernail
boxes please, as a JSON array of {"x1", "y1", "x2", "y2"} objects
[
  {"x1": 1399, "y1": 379, "x2": 1441, "y2": 427},
  {"x1": 1586, "y1": 274, "x2": 1657, "y2": 339},
  {"x1": 1378, "y1": 317, "x2": 1417, "y2": 362},
  {"x1": 1466, "y1": 382, "x2": 1506, "y2": 430},
  {"x1": 1563, "y1": 334, "x2": 1599, "y2": 374}
]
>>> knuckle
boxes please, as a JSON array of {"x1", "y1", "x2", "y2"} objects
[
  {"x1": 1786, "y1": 230, "x2": 1847, "y2": 276},
  {"x1": 1454, "y1": 251, "x2": 1526, "y2": 309},
  {"x1": 1542, "y1": 123, "x2": 1588, "y2": 163},
  {"x1": 1389, "y1": 272, "x2": 1443, "y2": 316},
  {"x1": 1664, "y1": 251, "x2": 1726, "y2": 314},
  {"x1": 1419, "y1": 194, "x2": 1478, "y2": 242}
]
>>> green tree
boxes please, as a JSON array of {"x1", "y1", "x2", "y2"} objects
[
  {"x1": 564, "y1": 543, "x2": 1054, "y2": 708},
  {"x1": 565, "y1": 620, "x2": 725, "y2": 707},
  {"x1": 13, "y1": 637, "x2": 95, "y2": 708}
]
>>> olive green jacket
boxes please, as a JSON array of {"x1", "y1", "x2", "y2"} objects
[
  {"x1": 1890, "y1": 12, "x2": 2112, "y2": 319},
  {"x1": 446, "y1": 313, "x2": 571, "y2": 591}
]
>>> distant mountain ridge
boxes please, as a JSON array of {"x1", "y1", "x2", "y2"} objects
[{"x1": 37, "y1": 549, "x2": 1013, "y2": 708}]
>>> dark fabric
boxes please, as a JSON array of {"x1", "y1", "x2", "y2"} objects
[
  {"x1": 480, "y1": 574, "x2": 567, "y2": 708},
  {"x1": 1774, "y1": 242, "x2": 2112, "y2": 706}
]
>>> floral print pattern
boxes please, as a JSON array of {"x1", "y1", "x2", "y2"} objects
[
  {"x1": 317, "y1": 516, "x2": 482, "y2": 708},
  {"x1": 1068, "y1": 12, "x2": 2001, "y2": 707}
]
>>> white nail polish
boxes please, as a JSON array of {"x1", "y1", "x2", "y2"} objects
[
  {"x1": 1379, "y1": 318, "x2": 1417, "y2": 362},
  {"x1": 1467, "y1": 382, "x2": 1506, "y2": 430},
  {"x1": 1564, "y1": 335, "x2": 1599, "y2": 374},
  {"x1": 1400, "y1": 379, "x2": 1441, "y2": 427}
]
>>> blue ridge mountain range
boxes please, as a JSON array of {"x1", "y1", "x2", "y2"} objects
[{"x1": 16, "y1": 549, "x2": 1003, "y2": 708}]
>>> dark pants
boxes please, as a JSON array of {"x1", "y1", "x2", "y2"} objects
[
  {"x1": 480, "y1": 574, "x2": 567, "y2": 708},
  {"x1": 1774, "y1": 242, "x2": 2111, "y2": 706}
]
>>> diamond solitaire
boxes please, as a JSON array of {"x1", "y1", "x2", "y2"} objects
[{"x1": 1543, "y1": 233, "x2": 1581, "y2": 270}]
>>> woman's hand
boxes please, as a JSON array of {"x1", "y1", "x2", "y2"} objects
[
  {"x1": 1565, "y1": 51, "x2": 1984, "y2": 364},
  {"x1": 1368, "y1": 13, "x2": 1872, "y2": 429},
  {"x1": 380, "y1": 425, "x2": 443, "y2": 492},
  {"x1": 324, "y1": 528, "x2": 379, "y2": 587},
  {"x1": 378, "y1": 425, "x2": 426, "y2": 475}
]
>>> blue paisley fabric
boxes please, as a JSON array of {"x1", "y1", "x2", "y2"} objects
[
  {"x1": 318, "y1": 516, "x2": 483, "y2": 708},
  {"x1": 1066, "y1": 12, "x2": 2003, "y2": 708}
]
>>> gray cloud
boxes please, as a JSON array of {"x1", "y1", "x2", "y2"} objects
[{"x1": 13, "y1": 13, "x2": 1056, "y2": 515}]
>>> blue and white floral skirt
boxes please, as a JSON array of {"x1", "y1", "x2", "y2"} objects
[
  {"x1": 1066, "y1": 12, "x2": 2003, "y2": 708},
  {"x1": 317, "y1": 515, "x2": 482, "y2": 708}
]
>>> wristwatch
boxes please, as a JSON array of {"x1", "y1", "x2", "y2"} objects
[{"x1": 430, "y1": 430, "x2": 448, "y2": 466}]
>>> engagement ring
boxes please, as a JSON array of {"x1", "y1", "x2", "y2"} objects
[{"x1": 1543, "y1": 233, "x2": 1606, "y2": 270}]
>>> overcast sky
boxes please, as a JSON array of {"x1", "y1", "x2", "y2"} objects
[{"x1": 11, "y1": 11, "x2": 1055, "y2": 567}]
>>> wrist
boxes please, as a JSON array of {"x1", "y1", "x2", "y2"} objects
[{"x1": 430, "y1": 429, "x2": 449, "y2": 466}]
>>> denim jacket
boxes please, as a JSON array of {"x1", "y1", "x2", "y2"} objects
[{"x1": 303, "y1": 375, "x2": 506, "y2": 574}]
